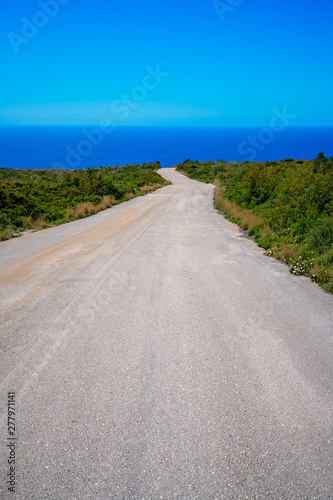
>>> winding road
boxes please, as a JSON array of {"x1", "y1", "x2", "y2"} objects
[{"x1": 1, "y1": 168, "x2": 333, "y2": 498}]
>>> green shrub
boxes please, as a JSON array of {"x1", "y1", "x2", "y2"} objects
[
  {"x1": 0, "y1": 211, "x2": 11, "y2": 228},
  {"x1": 248, "y1": 223, "x2": 264, "y2": 239},
  {"x1": 322, "y1": 280, "x2": 333, "y2": 293},
  {"x1": 308, "y1": 217, "x2": 333, "y2": 253},
  {"x1": 257, "y1": 233, "x2": 274, "y2": 250}
]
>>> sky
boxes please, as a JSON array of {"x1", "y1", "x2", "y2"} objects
[{"x1": 1, "y1": 0, "x2": 333, "y2": 126}]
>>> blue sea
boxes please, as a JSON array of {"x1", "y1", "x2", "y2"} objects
[{"x1": 0, "y1": 126, "x2": 332, "y2": 169}]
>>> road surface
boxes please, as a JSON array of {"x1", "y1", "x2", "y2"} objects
[{"x1": 1, "y1": 168, "x2": 333, "y2": 499}]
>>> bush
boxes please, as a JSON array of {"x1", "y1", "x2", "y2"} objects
[
  {"x1": 0, "y1": 211, "x2": 11, "y2": 229},
  {"x1": 308, "y1": 217, "x2": 333, "y2": 253},
  {"x1": 248, "y1": 223, "x2": 264, "y2": 239},
  {"x1": 322, "y1": 280, "x2": 333, "y2": 293}
]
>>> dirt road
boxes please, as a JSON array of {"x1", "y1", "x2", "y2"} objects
[{"x1": 1, "y1": 168, "x2": 332, "y2": 498}]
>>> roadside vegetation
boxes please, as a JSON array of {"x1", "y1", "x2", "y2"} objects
[
  {"x1": 176, "y1": 154, "x2": 333, "y2": 293},
  {"x1": 0, "y1": 162, "x2": 168, "y2": 240}
]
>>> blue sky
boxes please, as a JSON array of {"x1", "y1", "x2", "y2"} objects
[{"x1": 1, "y1": 0, "x2": 333, "y2": 126}]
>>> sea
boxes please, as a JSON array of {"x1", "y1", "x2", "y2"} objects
[{"x1": 0, "y1": 126, "x2": 332, "y2": 170}]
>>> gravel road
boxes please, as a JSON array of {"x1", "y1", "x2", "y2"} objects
[{"x1": 1, "y1": 168, "x2": 333, "y2": 499}]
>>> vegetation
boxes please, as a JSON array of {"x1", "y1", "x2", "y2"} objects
[
  {"x1": 0, "y1": 162, "x2": 168, "y2": 240},
  {"x1": 176, "y1": 154, "x2": 333, "y2": 293}
]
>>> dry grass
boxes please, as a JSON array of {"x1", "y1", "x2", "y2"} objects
[
  {"x1": 21, "y1": 216, "x2": 33, "y2": 227},
  {"x1": 139, "y1": 183, "x2": 162, "y2": 194},
  {"x1": 75, "y1": 202, "x2": 96, "y2": 219},
  {"x1": 66, "y1": 208, "x2": 76, "y2": 218},
  {"x1": 66, "y1": 197, "x2": 115, "y2": 219},
  {"x1": 0, "y1": 229, "x2": 11, "y2": 241},
  {"x1": 214, "y1": 180, "x2": 265, "y2": 232},
  {"x1": 34, "y1": 217, "x2": 51, "y2": 229},
  {"x1": 100, "y1": 195, "x2": 116, "y2": 208},
  {"x1": 123, "y1": 192, "x2": 135, "y2": 201},
  {"x1": 280, "y1": 243, "x2": 298, "y2": 261},
  {"x1": 240, "y1": 212, "x2": 264, "y2": 231},
  {"x1": 65, "y1": 183, "x2": 163, "y2": 223}
]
